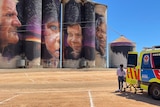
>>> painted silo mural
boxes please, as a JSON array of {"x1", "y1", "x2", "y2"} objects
[
  {"x1": 0, "y1": 0, "x2": 107, "y2": 69},
  {"x1": 109, "y1": 35, "x2": 136, "y2": 68},
  {"x1": 63, "y1": 0, "x2": 82, "y2": 68},
  {"x1": 41, "y1": 0, "x2": 61, "y2": 68},
  {"x1": 22, "y1": 0, "x2": 42, "y2": 67},
  {"x1": 83, "y1": 1, "x2": 96, "y2": 67},
  {"x1": 95, "y1": 4, "x2": 107, "y2": 68},
  {"x1": 0, "y1": 0, "x2": 22, "y2": 68},
  {"x1": 62, "y1": 0, "x2": 107, "y2": 68}
]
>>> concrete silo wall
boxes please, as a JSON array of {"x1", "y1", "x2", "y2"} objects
[
  {"x1": 62, "y1": 0, "x2": 107, "y2": 68},
  {"x1": 95, "y1": 4, "x2": 107, "y2": 68},
  {"x1": 41, "y1": 0, "x2": 61, "y2": 68},
  {"x1": 83, "y1": 2, "x2": 96, "y2": 67},
  {"x1": 109, "y1": 44, "x2": 135, "y2": 68},
  {"x1": 0, "y1": 0, "x2": 42, "y2": 68},
  {"x1": 62, "y1": 0, "x2": 83, "y2": 68},
  {"x1": 22, "y1": 0, "x2": 42, "y2": 67}
]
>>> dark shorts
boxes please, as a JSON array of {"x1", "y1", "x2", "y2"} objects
[{"x1": 118, "y1": 76, "x2": 124, "y2": 82}]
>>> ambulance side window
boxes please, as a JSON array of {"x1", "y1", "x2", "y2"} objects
[
  {"x1": 127, "y1": 54, "x2": 137, "y2": 67},
  {"x1": 152, "y1": 53, "x2": 160, "y2": 69}
]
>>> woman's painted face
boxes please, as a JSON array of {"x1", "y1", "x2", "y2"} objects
[
  {"x1": 96, "y1": 22, "x2": 106, "y2": 55},
  {"x1": 44, "y1": 21, "x2": 60, "y2": 58},
  {"x1": 96, "y1": 23, "x2": 106, "y2": 43}
]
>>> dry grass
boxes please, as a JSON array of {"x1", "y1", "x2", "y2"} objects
[{"x1": 0, "y1": 68, "x2": 159, "y2": 107}]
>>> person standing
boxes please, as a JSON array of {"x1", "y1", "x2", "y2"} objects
[{"x1": 116, "y1": 64, "x2": 126, "y2": 92}]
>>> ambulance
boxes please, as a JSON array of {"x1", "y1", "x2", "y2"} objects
[{"x1": 126, "y1": 46, "x2": 160, "y2": 100}]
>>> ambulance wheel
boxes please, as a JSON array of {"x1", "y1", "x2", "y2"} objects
[{"x1": 150, "y1": 84, "x2": 160, "y2": 100}]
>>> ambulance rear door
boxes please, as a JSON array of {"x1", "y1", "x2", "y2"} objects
[{"x1": 126, "y1": 52, "x2": 138, "y2": 85}]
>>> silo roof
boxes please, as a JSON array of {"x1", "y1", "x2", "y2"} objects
[{"x1": 111, "y1": 35, "x2": 135, "y2": 46}]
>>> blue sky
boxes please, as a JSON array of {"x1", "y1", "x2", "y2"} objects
[{"x1": 94, "y1": 0, "x2": 160, "y2": 53}]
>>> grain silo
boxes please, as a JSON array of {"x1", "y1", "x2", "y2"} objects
[
  {"x1": 109, "y1": 35, "x2": 136, "y2": 68},
  {"x1": 0, "y1": 0, "x2": 107, "y2": 69}
]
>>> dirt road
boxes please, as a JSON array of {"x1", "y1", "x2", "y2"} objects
[{"x1": 0, "y1": 68, "x2": 159, "y2": 107}]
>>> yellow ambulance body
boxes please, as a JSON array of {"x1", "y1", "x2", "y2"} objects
[{"x1": 126, "y1": 46, "x2": 160, "y2": 100}]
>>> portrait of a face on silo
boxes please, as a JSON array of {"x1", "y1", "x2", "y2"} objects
[
  {"x1": 63, "y1": 0, "x2": 82, "y2": 60},
  {"x1": 41, "y1": 0, "x2": 61, "y2": 68},
  {"x1": 0, "y1": 0, "x2": 22, "y2": 68},
  {"x1": 95, "y1": 4, "x2": 107, "y2": 68}
]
